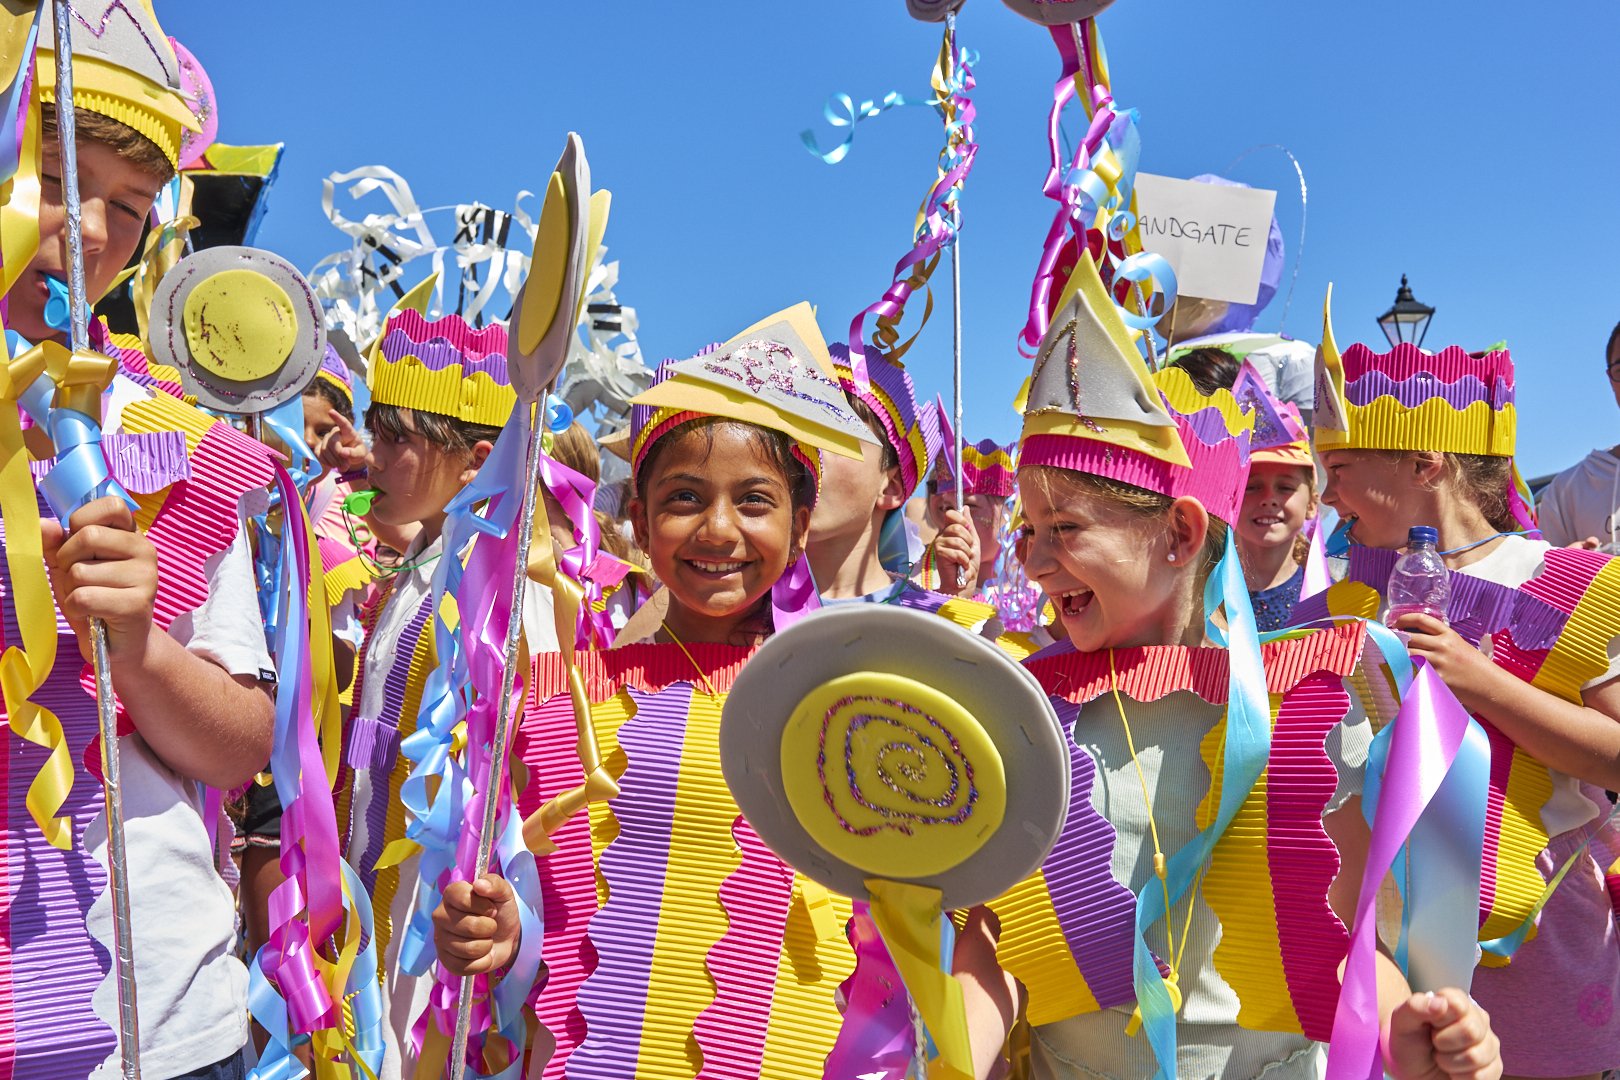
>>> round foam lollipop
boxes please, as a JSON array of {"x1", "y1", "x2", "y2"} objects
[
  {"x1": 149, "y1": 246, "x2": 326, "y2": 414},
  {"x1": 721, "y1": 604, "x2": 1069, "y2": 909},
  {"x1": 1001, "y1": 0, "x2": 1118, "y2": 25},
  {"x1": 906, "y1": 0, "x2": 967, "y2": 20}
]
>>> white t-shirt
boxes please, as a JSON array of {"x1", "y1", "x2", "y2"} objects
[
  {"x1": 1462, "y1": 536, "x2": 1620, "y2": 839},
  {"x1": 1536, "y1": 448, "x2": 1620, "y2": 549},
  {"x1": 84, "y1": 467, "x2": 273, "y2": 1075}
]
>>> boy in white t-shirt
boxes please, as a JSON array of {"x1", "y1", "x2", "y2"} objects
[
  {"x1": 4, "y1": 8, "x2": 275, "y2": 1078},
  {"x1": 1536, "y1": 321, "x2": 1620, "y2": 550}
]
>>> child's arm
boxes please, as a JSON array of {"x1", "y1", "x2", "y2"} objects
[
  {"x1": 434, "y1": 875, "x2": 521, "y2": 976},
  {"x1": 951, "y1": 906, "x2": 1021, "y2": 1080},
  {"x1": 1395, "y1": 612, "x2": 1620, "y2": 789},
  {"x1": 40, "y1": 496, "x2": 273, "y2": 789}
]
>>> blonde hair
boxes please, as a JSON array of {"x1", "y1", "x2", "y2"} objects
[
  {"x1": 1375, "y1": 450, "x2": 1516, "y2": 533},
  {"x1": 548, "y1": 421, "x2": 637, "y2": 562},
  {"x1": 1021, "y1": 464, "x2": 1229, "y2": 583}
]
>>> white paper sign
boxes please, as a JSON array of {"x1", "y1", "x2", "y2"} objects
[{"x1": 1133, "y1": 174, "x2": 1276, "y2": 305}]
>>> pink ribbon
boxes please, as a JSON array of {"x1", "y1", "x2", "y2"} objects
[{"x1": 824, "y1": 903, "x2": 917, "y2": 1080}]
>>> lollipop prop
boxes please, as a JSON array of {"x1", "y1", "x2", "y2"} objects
[
  {"x1": 446, "y1": 131, "x2": 608, "y2": 1080},
  {"x1": 45, "y1": 4, "x2": 140, "y2": 1072}
]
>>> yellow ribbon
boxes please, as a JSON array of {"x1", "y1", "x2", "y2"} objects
[
  {"x1": 42, "y1": 342, "x2": 119, "y2": 418},
  {"x1": 0, "y1": 342, "x2": 75, "y2": 848},
  {"x1": 866, "y1": 878, "x2": 973, "y2": 1080},
  {"x1": 524, "y1": 482, "x2": 619, "y2": 845},
  {"x1": 0, "y1": 64, "x2": 42, "y2": 303}
]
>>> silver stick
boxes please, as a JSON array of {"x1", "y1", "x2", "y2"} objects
[
  {"x1": 448, "y1": 403, "x2": 546, "y2": 1080},
  {"x1": 51, "y1": 2, "x2": 141, "y2": 1076},
  {"x1": 946, "y1": 12, "x2": 967, "y2": 594}
]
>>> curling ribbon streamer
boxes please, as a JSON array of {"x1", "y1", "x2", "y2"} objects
[
  {"x1": 1325, "y1": 661, "x2": 1482, "y2": 1080},
  {"x1": 36, "y1": 344, "x2": 135, "y2": 521},
  {"x1": 838, "y1": 28, "x2": 978, "y2": 389},
  {"x1": 865, "y1": 879, "x2": 971, "y2": 1080},
  {"x1": 0, "y1": 343, "x2": 75, "y2": 848},
  {"x1": 419, "y1": 434, "x2": 544, "y2": 1076},
  {"x1": 1477, "y1": 799, "x2": 1620, "y2": 964},
  {"x1": 1133, "y1": 532, "x2": 1270, "y2": 1078}
]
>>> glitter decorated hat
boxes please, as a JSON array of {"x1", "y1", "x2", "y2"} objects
[
  {"x1": 1232, "y1": 361, "x2": 1312, "y2": 469},
  {"x1": 315, "y1": 342, "x2": 354, "y2": 403},
  {"x1": 629, "y1": 303, "x2": 878, "y2": 504},
  {"x1": 1018, "y1": 250, "x2": 1254, "y2": 523},
  {"x1": 367, "y1": 277, "x2": 516, "y2": 428},
  {"x1": 35, "y1": 1, "x2": 202, "y2": 169},
  {"x1": 1312, "y1": 286, "x2": 1515, "y2": 458},
  {"x1": 830, "y1": 341, "x2": 940, "y2": 498}
]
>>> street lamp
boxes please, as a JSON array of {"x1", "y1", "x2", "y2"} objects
[{"x1": 1377, "y1": 274, "x2": 1436, "y2": 349}]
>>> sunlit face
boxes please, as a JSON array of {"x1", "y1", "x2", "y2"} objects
[
  {"x1": 1238, "y1": 463, "x2": 1315, "y2": 551},
  {"x1": 631, "y1": 424, "x2": 810, "y2": 638},
  {"x1": 364, "y1": 410, "x2": 478, "y2": 530},
  {"x1": 12, "y1": 138, "x2": 161, "y2": 345},
  {"x1": 1319, "y1": 449, "x2": 1414, "y2": 550},
  {"x1": 302, "y1": 393, "x2": 341, "y2": 460},
  {"x1": 963, "y1": 493, "x2": 1004, "y2": 561},
  {"x1": 1018, "y1": 471, "x2": 1190, "y2": 652},
  {"x1": 809, "y1": 439, "x2": 892, "y2": 544}
]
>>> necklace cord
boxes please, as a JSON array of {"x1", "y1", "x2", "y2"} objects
[{"x1": 661, "y1": 619, "x2": 718, "y2": 697}]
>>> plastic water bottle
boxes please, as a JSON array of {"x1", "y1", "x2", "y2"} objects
[{"x1": 1385, "y1": 526, "x2": 1451, "y2": 628}]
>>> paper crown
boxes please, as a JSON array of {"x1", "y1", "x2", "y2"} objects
[
  {"x1": 1232, "y1": 361, "x2": 1312, "y2": 469},
  {"x1": 1018, "y1": 252, "x2": 1253, "y2": 523},
  {"x1": 937, "y1": 436, "x2": 1016, "y2": 499},
  {"x1": 36, "y1": 1, "x2": 201, "y2": 169},
  {"x1": 1312, "y1": 288, "x2": 1515, "y2": 458},
  {"x1": 368, "y1": 278, "x2": 516, "y2": 428},
  {"x1": 629, "y1": 304, "x2": 877, "y2": 494},
  {"x1": 315, "y1": 342, "x2": 354, "y2": 401},
  {"x1": 830, "y1": 341, "x2": 940, "y2": 497}
]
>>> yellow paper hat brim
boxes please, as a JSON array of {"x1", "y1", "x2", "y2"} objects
[
  {"x1": 631, "y1": 378, "x2": 869, "y2": 462},
  {"x1": 37, "y1": 53, "x2": 199, "y2": 169}
]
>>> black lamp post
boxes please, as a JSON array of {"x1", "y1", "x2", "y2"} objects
[{"x1": 1376, "y1": 274, "x2": 1436, "y2": 349}]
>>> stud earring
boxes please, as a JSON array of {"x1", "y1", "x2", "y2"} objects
[{"x1": 1167, "y1": 553, "x2": 1177, "y2": 563}]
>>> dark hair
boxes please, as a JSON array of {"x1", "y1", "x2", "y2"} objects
[
  {"x1": 303, "y1": 376, "x2": 354, "y2": 422},
  {"x1": 365, "y1": 401, "x2": 502, "y2": 455},
  {"x1": 634, "y1": 417, "x2": 814, "y2": 512},
  {"x1": 40, "y1": 103, "x2": 173, "y2": 184},
  {"x1": 1168, "y1": 347, "x2": 1242, "y2": 396},
  {"x1": 1606, "y1": 320, "x2": 1620, "y2": 368},
  {"x1": 844, "y1": 394, "x2": 901, "y2": 471}
]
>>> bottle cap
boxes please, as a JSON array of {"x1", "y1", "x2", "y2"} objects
[{"x1": 1408, "y1": 525, "x2": 1439, "y2": 546}]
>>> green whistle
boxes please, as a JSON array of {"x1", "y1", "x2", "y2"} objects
[{"x1": 343, "y1": 489, "x2": 378, "y2": 516}]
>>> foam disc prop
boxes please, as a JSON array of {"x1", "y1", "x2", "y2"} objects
[
  {"x1": 149, "y1": 246, "x2": 326, "y2": 414},
  {"x1": 508, "y1": 131, "x2": 604, "y2": 404},
  {"x1": 906, "y1": 0, "x2": 967, "y2": 20},
  {"x1": 1001, "y1": 0, "x2": 1118, "y2": 25},
  {"x1": 721, "y1": 604, "x2": 1069, "y2": 909}
]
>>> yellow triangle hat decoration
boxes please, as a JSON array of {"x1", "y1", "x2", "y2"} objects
[
  {"x1": 1019, "y1": 248, "x2": 1189, "y2": 467},
  {"x1": 1311, "y1": 284, "x2": 1352, "y2": 449},
  {"x1": 630, "y1": 302, "x2": 878, "y2": 463}
]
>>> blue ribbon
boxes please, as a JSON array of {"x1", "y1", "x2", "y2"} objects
[
  {"x1": 802, "y1": 89, "x2": 931, "y2": 166},
  {"x1": 39, "y1": 407, "x2": 136, "y2": 522}
]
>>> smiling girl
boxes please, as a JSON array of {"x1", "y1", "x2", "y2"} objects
[
  {"x1": 432, "y1": 305, "x2": 892, "y2": 1078},
  {"x1": 1300, "y1": 303, "x2": 1620, "y2": 1080},
  {"x1": 948, "y1": 261, "x2": 1498, "y2": 1080},
  {"x1": 1238, "y1": 402, "x2": 1318, "y2": 632}
]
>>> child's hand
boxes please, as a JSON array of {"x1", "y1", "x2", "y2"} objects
[
  {"x1": 314, "y1": 410, "x2": 368, "y2": 477},
  {"x1": 433, "y1": 874, "x2": 521, "y2": 977},
  {"x1": 1384, "y1": 989, "x2": 1501, "y2": 1080},
  {"x1": 931, "y1": 507, "x2": 981, "y2": 595},
  {"x1": 39, "y1": 495, "x2": 158, "y2": 664},
  {"x1": 1393, "y1": 614, "x2": 1500, "y2": 702}
]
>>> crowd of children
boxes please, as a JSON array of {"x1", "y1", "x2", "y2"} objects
[{"x1": 3, "y1": 3, "x2": 1617, "y2": 1080}]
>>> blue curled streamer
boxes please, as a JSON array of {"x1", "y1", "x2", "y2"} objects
[
  {"x1": 1111, "y1": 252, "x2": 1177, "y2": 333},
  {"x1": 544, "y1": 394, "x2": 573, "y2": 432},
  {"x1": 802, "y1": 89, "x2": 931, "y2": 166},
  {"x1": 40, "y1": 407, "x2": 137, "y2": 522},
  {"x1": 1130, "y1": 531, "x2": 1270, "y2": 1078}
]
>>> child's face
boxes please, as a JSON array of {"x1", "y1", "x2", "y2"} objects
[
  {"x1": 303, "y1": 393, "x2": 340, "y2": 455},
  {"x1": 12, "y1": 135, "x2": 162, "y2": 344},
  {"x1": 631, "y1": 424, "x2": 809, "y2": 634},
  {"x1": 963, "y1": 493, "x2": 1003, "y2": 561},
  {"x1": 1319, "y1": 449, "x2": 1416, "y2": 550},
  {"x1": 1018, "y1": 473, "x2": 1194, "y2": 652},
  {"x1": 1237, "y1": 464, "x2": 1314, "y2": 551},
  {"x1": 809, "y1": 439, "x2": 898, "y2": 545},
  {"x1": 365, "y1": 410, "x2": 479, "y2": 531}
]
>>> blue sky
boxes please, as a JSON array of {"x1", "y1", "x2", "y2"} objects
[{"x1": 162, "y1": 0, "x2": 1620, "y2": 478}]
